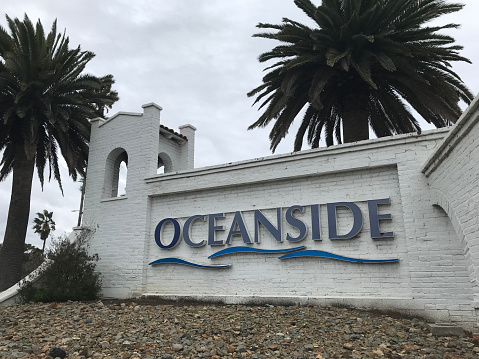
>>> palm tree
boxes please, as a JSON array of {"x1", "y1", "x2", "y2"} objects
[
  {"x1": 248, "y1": 0, "x2": 473, "y2": 151},
  {"x1": 33, "y1": 210, "x2": 56, "y2": 253},
  {"x1": 0, "y1": 15, "x2": 119, "y2": 291}
]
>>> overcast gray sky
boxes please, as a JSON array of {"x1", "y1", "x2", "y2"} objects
[{"x1": 1, "y1": 0, "x2": 478, "y2": 249}]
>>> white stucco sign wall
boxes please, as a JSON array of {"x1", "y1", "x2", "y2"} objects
[{"x1": 82, "y1": 98, "x2": 479, "y2": 331}]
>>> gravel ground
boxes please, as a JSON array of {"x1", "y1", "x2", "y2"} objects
[{"x1": 0, "y1": 300, "x2": 478, "y2": 359}]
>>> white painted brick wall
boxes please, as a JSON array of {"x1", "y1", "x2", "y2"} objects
[
  {"x1": 82, "y1": 101, "x2": 479, "y2": 331},
  {"x1": 147, "y1": 165, "x2": 410, "y2": 300},
  {"x1": 83, "y1": 104, "x2": 193, "y2": 298},
  {"x1": 423, "y1": 98, "x2": 479, "y2": 313}
]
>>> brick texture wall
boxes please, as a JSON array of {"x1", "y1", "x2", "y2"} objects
[
  {"x1": 82, "y1": 101, "x2": 479, "y2": 331},
  {"x1": 423, "y1": 97, "x2": 479, "y2": 322}
]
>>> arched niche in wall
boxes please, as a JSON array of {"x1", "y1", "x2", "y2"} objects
[
  {"x1": 431, "y1": 198, "x2": 478, "y2": 287},
  {"x1": 157, "y1": 152, "x2": 173, "y2": 174},
  {"x1": 103, "y1": 148, "x2": 128, "y2": 198},
  {"x1": 430, "y1": 204, "x2": 475, "y2": 294}
]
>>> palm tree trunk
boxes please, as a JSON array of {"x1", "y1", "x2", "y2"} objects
[
  {"x1": 341, "y1": 93, "x2": 370, "y2": 143},
  {"x1": 342, "y1": 109, "x2": 370, "y2": 143},
  {"x1": 77, "y1": 175, "x2": 86, "y2": 227},
  {"x1": 0, "y1": 147, "x2": 35, "y2": 291}
]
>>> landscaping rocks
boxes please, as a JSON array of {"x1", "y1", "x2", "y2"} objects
[
  {"x1": 48, "y1": 347, "x2": 67, "y2": 358},
  {"x1": 0, "y1": 301, "x2": 477, "y2": 358}
]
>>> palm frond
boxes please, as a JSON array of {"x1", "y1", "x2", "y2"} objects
[
  {"x1": 0, "y1": 14, "x2": 119, "y2": 186},
  {"x1": 248, "y1": 0, "x2": 471, "y2": 149}
]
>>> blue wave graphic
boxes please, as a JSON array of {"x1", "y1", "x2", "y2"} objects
[
  {"x1": 278, "y1": 250, "x2": 398, "y2": 263},
  {"x1": 149, "y1": 257, "x2": 230, "y2": 269},
  {"x1": 208, "y1": 246, "x2": 306, "y2": 259}
]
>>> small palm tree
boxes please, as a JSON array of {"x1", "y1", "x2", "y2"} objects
[
  {"x1": 33, "y1": 210, "x2": 56, "y2": 253},
  {"x1": 248, "y1": 0, "x2": 473, "y2": 151},
  {"x1": 0, "y1": 14, "x2": 119, "y2": 291}
]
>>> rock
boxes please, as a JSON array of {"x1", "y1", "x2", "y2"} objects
[
  {"x1": 78, "y1": 347, "x2": 93, "y2": 357},
  {"x1": 370, "y1": 348, "x2": 384, "y2": 357},
  {"x1": 172, "y1": 343, "x2": 183, "y2": 351},
  {"x1": 0, "y1": 301, "x2": 476, "y2": 358},
  {"x1": 48, "y1": 347, "x2": 67, "y2": 359},
  {"x1": 10, "y1": 352, "x2": 27, "y2": 359}
]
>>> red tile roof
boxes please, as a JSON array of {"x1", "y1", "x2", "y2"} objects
[{"x1": 160, "y1": 124, "x2": 188, "y2": 140}]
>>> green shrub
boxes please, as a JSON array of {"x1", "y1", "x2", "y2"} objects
[{"x1": 19, "y1": 229, "x2": 101, "y2": 303}]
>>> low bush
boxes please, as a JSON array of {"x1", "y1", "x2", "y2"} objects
[{"x1": 19, "y1": 229, "x2": 101, "y2": 303}]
